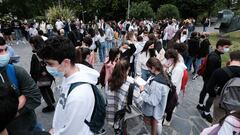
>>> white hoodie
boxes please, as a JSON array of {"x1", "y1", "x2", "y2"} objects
[{"x1": 52, "y1": 64, "x2": 100, "y2": 135}]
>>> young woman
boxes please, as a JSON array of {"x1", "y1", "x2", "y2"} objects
[
  {"x1": 136, "y1": 40, "x2": 157, "y2": 81},
  {"x1": 138, "y1": 57, "x2": 170, "y2": 135},
  {"x1": 163, "y1": 49, "x2": 186, "y2": 125},
  {"x1": 97, "y1": 29, "x2": 106, "y2": 62},
  {"x1": 101, "y1": 48, "x2": 120, "y2": 91},
  {"x1": 201, "y1": 111, "x2": 240, "y2": 134},
  {"x1": 29, "y1": 36, "x2": 55, "y2": 113},
  {"x1": 106, "y1": 59, "x2": 142, "y2": 126}
]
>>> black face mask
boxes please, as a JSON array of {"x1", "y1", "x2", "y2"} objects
[{"x1": 149, "y1": 48, "x2": 156, "y2": 57}]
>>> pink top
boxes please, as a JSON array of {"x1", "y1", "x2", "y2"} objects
[{"x1": 104, "y1": 58, "x2": 116, "y2": 87}]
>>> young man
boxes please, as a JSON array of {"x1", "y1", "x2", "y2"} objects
[
  {"x1": 0, "y1": 85, "x2": 49, "y2": 135},
  {"x1": 196, "y1": 38, "x2": 232, "y2": 123},
  {"x1": 204, "y1": 50, "x2": 240, "y2": 124},
  {"x1": 38, "y1": 36, "x2": 99, "y2": 135},
  {"x1": 0, "y1": 37, "x2": 41, "y2": 131}
]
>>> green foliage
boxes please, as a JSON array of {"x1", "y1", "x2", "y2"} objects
[
  {"x1": 46, "y1": 6, "x2": 75, "y2": 23},
  {"x1": 156, "y1": 4, "x2": 180, "y2": 19},
  {"x1": 130, "y1": 1, "x2": 155, "y2": 19}
]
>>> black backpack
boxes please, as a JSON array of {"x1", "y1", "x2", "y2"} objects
[
  {"x1": 67, "y1": 82, "x2": 106, "y2": 133},
  {"x1": 151, "y1": 74, "x2": 178, "y2": 114}
]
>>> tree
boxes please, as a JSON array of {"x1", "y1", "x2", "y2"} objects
[
  {"x1": 46, "y1": 6, "x2": 75, "y2": 23},
  {"x1": 156, "y1": 4, "x2": 179, "y2": 19},
  {"x1": 129, "y1": 1, "x2": 155, "y2": 19}
]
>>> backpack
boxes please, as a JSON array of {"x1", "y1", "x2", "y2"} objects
[
  {"x1": 219, "y1": 67, "x2": 240, "y2": 112},
  {"x1": 67, "y1": 82, "x2": 106, "y2": 133},
  {"x1": 0, "y1": 64, "x2": 19, "y2": 94},
  {"x1": 99, "y1": 64, "x2": 106, "y2": 87},
  {"x1": 197, "y1": 52, "x2": 218, "y2": 76},
  {"x1": 113, "y1": 83, "x2": 149, "y2": 135},
  {"x1": 181, "y1": 69, "x2": 189, "y2": 95}
]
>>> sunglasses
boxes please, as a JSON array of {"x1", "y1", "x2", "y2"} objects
[{"x1": 0, "y1": 47, "x2": 8, "y2": 53}]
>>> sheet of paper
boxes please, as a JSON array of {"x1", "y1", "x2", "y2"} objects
[{"x1": 134, "y1": 76, "x2": 147, "y2": 86}]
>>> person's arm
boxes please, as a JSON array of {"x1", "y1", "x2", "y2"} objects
[
  {"x1": 140, "y1": 82, "x2": 162, "y2": 106},
  {"x1": 15, "y1": 66, "x2": 41, "y2": 115}
]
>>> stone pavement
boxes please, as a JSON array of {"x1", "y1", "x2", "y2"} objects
[{"x1": 12, "y1": 28, "x2": 213, "y2": 134}]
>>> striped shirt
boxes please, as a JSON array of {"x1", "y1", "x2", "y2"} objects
[{"x1": 106, "y1": 76, "x2": 143, "y2": 126}]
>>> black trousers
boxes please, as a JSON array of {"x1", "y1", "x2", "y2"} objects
[
  {"x1": 39, "y1": 86, "x2": 55, "y2": 106},
  {"x1": 199, "y1": 79, "x2": 209, "y2": 104}
]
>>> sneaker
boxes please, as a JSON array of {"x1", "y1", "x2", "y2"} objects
[
  {"x1": 202, "y1": 112, "x2": 213, "y2": 123},
  {"x1": 196, "y1": 104, "x2": 205, "y2": 114},
  {"x1": 42, "y1": 106, "x2": 55, "y2": 113},
  {"x1": 192, "y1": 74, "x2": 199, "y2": 80},
  {"x1": 95, "y1": 129, "x2": 106, "y2": 135},
  {"x1": 162, "y1": 120, "x2": 171, "y2": 126}
]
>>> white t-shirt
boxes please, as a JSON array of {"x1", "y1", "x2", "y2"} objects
[{"x1": 55, "y1": 21, "x2": 64, "y2": 30}]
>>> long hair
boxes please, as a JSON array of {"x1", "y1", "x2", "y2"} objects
[
  {"x1": 109, "y1": 59, "x2": 130, "y2": 91},
  {"x1": 164, "y1": 49, "x2": 179, "y2": 69},
  {"x1": 29, "y1": 36, "x2": 44, "y2": 52},
  {"x1": 141, "y1": 40, "x2": 155, "y2": 57},
  {"x1": 146, "y1": 57, "x2": 168, "y2": 79},
  {"x1": 126, "y1": 31, "x2": 134, "y2": 41},
  {"x1": 219, "y1": 111, "x2": 240, "y2": 126},
  {"x1": 107, "y1": 48, "x2": 120, "y2": 64}
]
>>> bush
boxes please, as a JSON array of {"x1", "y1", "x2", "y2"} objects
[
  {"x1": 156, "y1": 4, "x2": 180, "y2": 19},
  {"x1": 130, "y1": 1, "x2": 155, "y2": 19},
  {"x1": 46, "y1": 6, "x2": 75, "y2": 23}
]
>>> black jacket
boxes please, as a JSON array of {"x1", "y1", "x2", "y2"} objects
[
  {"x1": 207, "y1": 66, "x2": 240, "y2": 97},
  {"x1": 198, "y1": 39, "x2": 210, "y2": 58},
  {"x1": 187, "y1": 37, "x2": 200, "y2": 57},
  {"x1": 203, "y1": 50, "x2": 222, "y2": 80}
]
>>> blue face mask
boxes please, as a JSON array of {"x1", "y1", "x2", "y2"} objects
[
  {"x1": 46, "y1": 66, "x2": 64, "y2": 77},
  {"x1": 0, "y1": 54, "x2": 10, "y2": 67}
]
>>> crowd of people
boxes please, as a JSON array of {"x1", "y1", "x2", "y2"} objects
[{"x1": 0, "y1": 16, "x2": 239, "y2": 135}]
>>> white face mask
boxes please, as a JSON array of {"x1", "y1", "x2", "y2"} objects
[{"x1": 223, "y1": 48, "x2": 230, "y2": 53}]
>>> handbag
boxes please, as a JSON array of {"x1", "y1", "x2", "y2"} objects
[
  {"x1": 113, "y1": 83, "x2": 150, "y2": 135},
  {"x1": 37, "y1": 73, "x2": 53, "y2": 87}
]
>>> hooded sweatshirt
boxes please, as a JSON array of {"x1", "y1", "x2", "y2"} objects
[{"x1": 52, "y1": 64, "x2": 99, "y2": 135}]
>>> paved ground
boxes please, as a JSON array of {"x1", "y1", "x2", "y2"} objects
[{"x1": 12, "y1": 26, "x2": 217, "y2": 135}]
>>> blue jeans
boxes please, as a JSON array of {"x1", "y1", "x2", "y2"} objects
[
  {"x1": 185, "y1": 56, "x2": 194, "y2": 71},
  {"x1": 195, "y1": 58, "x2": 203, "y2": 72},
  {"x1": 99, "y1": 42, "x2": 106, "y2": 62},
  {"x1": 141, "y1": 68, "x2": 151, "y2": 81},
  {"x1": 203, "y1": 26, "x2": 208, "y2": 32},
  {"x1": 106, "y1": 40, "x2": 113, "y2": 49},
  {"x1": 14, "y1": 29, "x2": 22, "y2": 41}
]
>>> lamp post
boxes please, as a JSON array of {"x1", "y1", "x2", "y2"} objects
[
  {"x1": 127, "y1": 0, "x2": 130, "y2": 19},
  {"x1": 82, "y1": 11, "x2": 87, "y2": 23}
]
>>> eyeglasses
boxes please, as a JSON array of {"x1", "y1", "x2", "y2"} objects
[{"x1": 0, "y1": 47, "x2": 8, "y2": 53}]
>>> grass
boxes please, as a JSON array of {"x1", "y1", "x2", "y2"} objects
[{"x1": 208, "y1": 31, "x2": 240, "y2": 66}]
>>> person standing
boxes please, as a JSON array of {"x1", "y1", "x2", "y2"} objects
[
  {"x1": 0, "y1": 37, "x2": 41, "y2": 132},
  {"x1": 38, "y1": 36, "x2": 99, "y2": 135},
  {"x1": 196, "y1": 39, "x2": 232, "y2": 123},
  {"x1": 11, "y1": 17, "x2": 22, "y2": 45}
]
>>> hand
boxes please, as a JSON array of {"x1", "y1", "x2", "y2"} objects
[
  {"x1": 139, "y1": 85, "x2": 145, "y2": 92},
  {"x1": 48, "y1": 129, "x2": 54, "y2": 135},
  {"x1": 18, "y1": 95, "x2": 26, "y2": 110}
]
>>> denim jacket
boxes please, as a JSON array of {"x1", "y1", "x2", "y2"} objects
[{"x1": 141, "y1": 75, "x2": 170, "y2": 120}]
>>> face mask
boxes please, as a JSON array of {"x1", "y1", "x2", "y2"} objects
[
  {"x1": 165, "y1": 59, "x2": 174, "y2": 68},
  {"x1": 0, "y1": 54, "x2": 10, "y2": 67},
  {"x1": 223, "y1": 48, "x2": 230, "y2": 53},
  {"x1": 46, "y1": 66, "x2": 64, "y2": 77}
]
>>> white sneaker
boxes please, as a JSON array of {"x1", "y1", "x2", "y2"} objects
[
  {"x1": 163, "y1": 120, "x2": 171, "y2": 126},
  {"x1": 16, "y1": 41, "x2": 19, "y2": 45}
]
